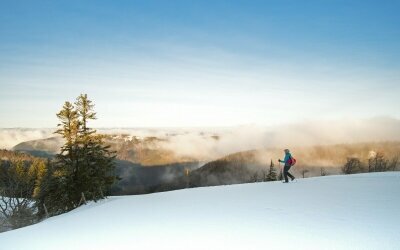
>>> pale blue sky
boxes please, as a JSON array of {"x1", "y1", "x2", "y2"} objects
[{"x1": 0, "y1": 0, "x2": 399, "y2": 127}]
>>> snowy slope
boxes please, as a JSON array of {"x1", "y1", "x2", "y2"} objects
[{"x1": 0, "y1": 172, "x2": 399, "y2": 250}]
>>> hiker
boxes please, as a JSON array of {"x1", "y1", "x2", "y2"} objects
[{"x1": 279, "y1": 149, "x2": 295, "y2": 183}]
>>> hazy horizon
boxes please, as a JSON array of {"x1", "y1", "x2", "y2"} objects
[{"x1": 2, "y1": 117, "x2": 400, "y2": 157}]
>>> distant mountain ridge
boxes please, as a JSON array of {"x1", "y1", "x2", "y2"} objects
[
  {"x1": 11, "y1": 136, "x2": 400, "y2": 193},
  {"x1": 12, "y1": 134, "x2": 201, "y2": 166}
]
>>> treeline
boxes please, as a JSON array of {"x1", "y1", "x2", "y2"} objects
[
  {"x1": 0, "y1": 151, "x2": 47, "y2": 231},
  {"x1": 0, "y1": 94, "x2": 117, "y2": 231},
  {"x1": 250, "y1": 160, "x2": 279, "y2": 182},
  {"x1": 342, "y1": 152, "x2": 398, "y2": 174},
  {"x1": 156, "y1": 151, "x2": 399, "y2": 192},
  {"x1": 150, "y1": 159, "x2": 281, "y2": 193},
  {"x1": 0, "y1": 149, "x2": 41, "y2": 162}
]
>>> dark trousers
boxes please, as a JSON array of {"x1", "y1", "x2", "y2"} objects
[{"x1": 284, "y1": 165, "x2": 294, "y2": 182}]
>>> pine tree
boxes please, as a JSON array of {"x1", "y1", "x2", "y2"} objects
[
  {"x1": 266, "y1": 160, "x2": 277, "y2": 181},
  {"x1": 74, "y1": 94, "x2": 116, "y2": 201},
  {"x1": 36, "y1": 94, "x2": 117, "y2": 216},
  {"x1": 34, "y1": 159, "x2": 68, "y2": 217},
  {"x1": 278, "y1": 169, "x2": 283, "y2": 181},
  {"x1": 54, "y1": 101, "x2": 80, "y2": 210}
]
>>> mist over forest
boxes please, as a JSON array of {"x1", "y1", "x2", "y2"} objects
[{"x1": 2, "y1": 117, "x2": 399, "y2": 160}]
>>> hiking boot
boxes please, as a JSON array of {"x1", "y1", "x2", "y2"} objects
[{"x1": 291, "y1": 177, "x2": 295, "y2": 181}]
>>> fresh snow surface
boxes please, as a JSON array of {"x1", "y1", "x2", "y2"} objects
[{"x1": 0, "y1": 172, "x2": 399, "y2": 250}]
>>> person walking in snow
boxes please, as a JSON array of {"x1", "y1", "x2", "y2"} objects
[{"x1": 279, "y1": 149, "x2": 295, "y2": 183}]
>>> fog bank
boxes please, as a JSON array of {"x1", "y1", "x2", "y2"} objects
[{"x1": 1, "y1": 117, "x2": 399, "y2": 162}]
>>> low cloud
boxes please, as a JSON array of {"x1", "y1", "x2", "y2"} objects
[
  {"x1": 160, "y1": 117, "x2": 400, "y2": 161},
  {"x1": 1, "y1": 117, "x2": 399, "y2": 163},
  {"x1": 0, "y1": 129, "x2": 55, "y2": 149}
]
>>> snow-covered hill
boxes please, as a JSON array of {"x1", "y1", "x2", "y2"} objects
[{"x1": 1, "y1": 172, "x2": 399, "y2": 250}]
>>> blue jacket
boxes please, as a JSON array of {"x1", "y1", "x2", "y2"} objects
[{"x1": 279, "y1": 152, "x2": 292, "y2": 166}]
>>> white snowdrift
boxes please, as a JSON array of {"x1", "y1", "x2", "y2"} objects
[{"x1": 0, "y1": 172, "x2": 399, "y2": 250}]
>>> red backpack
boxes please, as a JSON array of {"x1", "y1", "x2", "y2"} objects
[{"x1": 287, "y1": 156, "x2": 296, "y2": 166}]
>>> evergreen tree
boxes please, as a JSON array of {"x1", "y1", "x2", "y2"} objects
[
  {"x1": 278, "y1": 170, "x2": 283, "y2": 181},
  {"x1": 266, "y1": 160, "x2": 277, "y2": 181},
  {"x1": 54, "y1": 101, "x2": 80, "y2": 210},
  {"x1": 75, "y1": 94, "x2": 96, "y2": 136},
  {"x1": 34, "y1": 159, "x2": 68, "y2": 217},
  {"x1": 74, "y1": 94, "x2": 116, "y2": 201},
  {"x1": 51, "y1": 94, "x2": 116, "y2": 213},
  {"x1": 36, "y1": 94, "x2": 117, "y2": 216}
]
